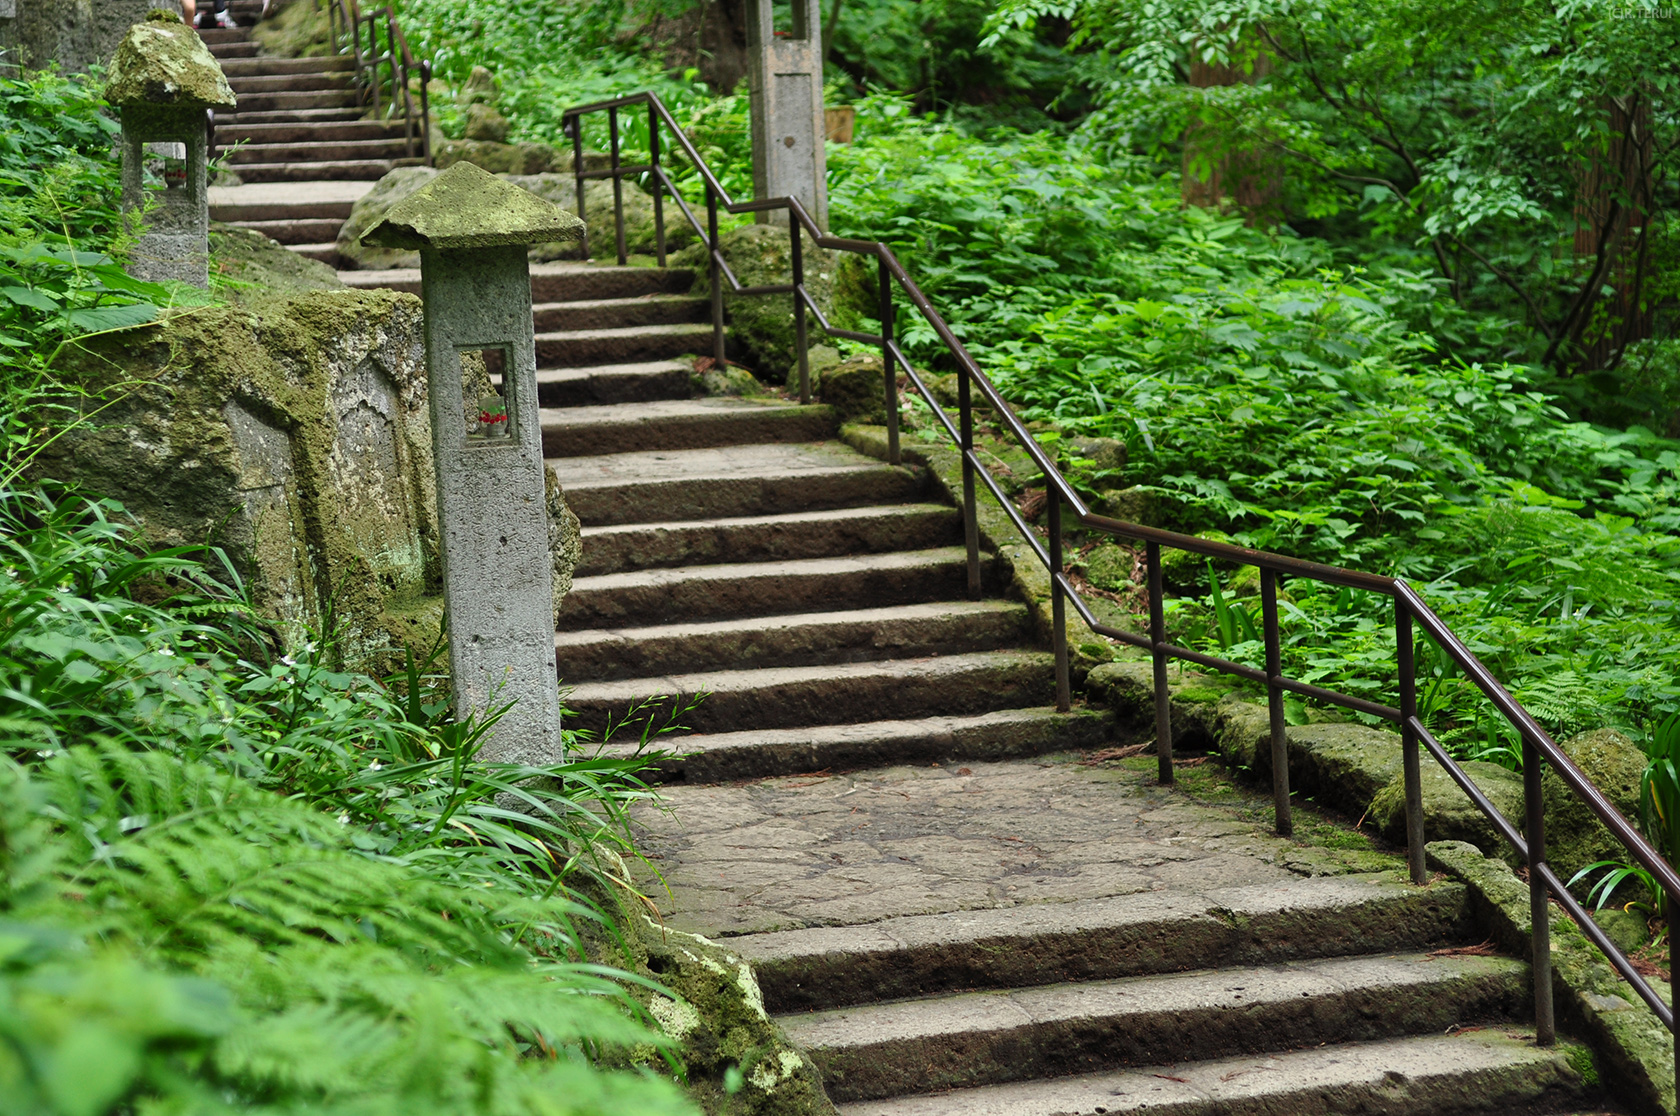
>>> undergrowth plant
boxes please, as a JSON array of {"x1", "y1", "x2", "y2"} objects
[{"x1": 0, "y1": 486, "x2": 699, "y2": 1115}]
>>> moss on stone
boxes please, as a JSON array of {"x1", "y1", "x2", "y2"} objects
[
  {"x1": 818, "y1": 353, "x2": 887, "y2": 424},
  {"x1": 104, "y1": 14, "x2": 236, "y2": 107},
  {"x1": 210, "y1": 224, "x2": 344, "y2": 303},
  {"x1": 1429, "y1": 839, "x2": 1675, "y2": 1116},
  {"x1": 363, "y1": 161, "x2": 584, "y2": 251},
  {"x1": 1544, "y1": 728, "x2": 1648, "y2": 895},
  {"x1": 250, "y1": 0, "x2": 333, "y2": 59},
  {"x1": 680, "y1": 224, "x2": 835, "y2": 384}
]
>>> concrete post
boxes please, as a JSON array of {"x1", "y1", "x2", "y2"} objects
[
  {"x1": 745, "y1": 0, "x2": 828, "y2": 232},
  {"x1": 104, "y1": 10, "x2": 235, "y2": 288},
  {"x1": 362, "y1": 162, "x2": 586, "y2": 765}
]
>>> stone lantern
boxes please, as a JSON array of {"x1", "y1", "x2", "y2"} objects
[
  {"x1": 746, "y1": 0, "x2": 829, "y2": 231},
  {"x1": 104, "y1": 10, "x2": 236, "y2": 288},
  {"x1": 362, "y1": 162, "x2": 585, "y2": 764}
]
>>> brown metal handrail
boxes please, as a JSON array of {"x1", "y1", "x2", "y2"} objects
[
  {"x1": 563, "y1": 89, "x2": 1680, "y2": 1085},
  {"x1": 321, "y1": 0, "x2": 431, "y2": 164}
]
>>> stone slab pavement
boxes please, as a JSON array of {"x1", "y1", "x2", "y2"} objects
[{"x1": 632, "y1": 753, "x2": 1401, "y2": 938}]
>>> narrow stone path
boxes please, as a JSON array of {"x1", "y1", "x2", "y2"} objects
[
  {"x1": 201, "y1": 10, "x2": 418, "y2": 264},
  {"x1": 514, "y1": 262, "x2": 1615, "y2": 1112}
]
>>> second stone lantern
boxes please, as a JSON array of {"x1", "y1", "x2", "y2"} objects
[{"x1": 362, "y1": 163, "x2": 585, "y2": 764}]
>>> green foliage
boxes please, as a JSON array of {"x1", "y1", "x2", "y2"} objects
[{"x1": 0, "y1": 487, "x2": 698, "y2": 1115}]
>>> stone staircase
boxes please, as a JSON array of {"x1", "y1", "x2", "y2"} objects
[
  {"x1": 203, "y1": 18, "x2": 426, "y2": 185},
  {"x1": 415, "y1": 259, "x2": 1610, "y2": 1114}
]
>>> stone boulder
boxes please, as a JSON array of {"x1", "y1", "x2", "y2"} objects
[
  {"x1": 681, "y1": 223, "x2": 835, "y2": 383},
  {"x1": 39, "y1": 286, "x2": 581, "y2": 666},
  {"x1": 462, "y1": 102, "x2": 510, "y2": 143},
  {"x1": 1543, "y1": 728, "x2": 1649, "y2": 896},
  {"x1": 336, "y1": 166, "x2": 442, "y2": 271},
  {"x1": 818, "y1": 352, "x2": 888, "y2": 424}
]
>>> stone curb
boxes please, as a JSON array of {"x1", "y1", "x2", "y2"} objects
[{"x1": 1428, "y1": 840, "x2": 1674, "y2": 1116}]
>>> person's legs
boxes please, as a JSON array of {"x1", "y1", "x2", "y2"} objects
[{"x1": 180, "y1": 0, "x2": 196, "y2": 23}]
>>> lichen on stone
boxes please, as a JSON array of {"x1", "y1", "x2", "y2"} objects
[
  {"x1": 362, "y1": 161, "x2": 584, "y2": 252},
  {"x1": 104, "y1": 15, "x2": 236, "y2": 108}
]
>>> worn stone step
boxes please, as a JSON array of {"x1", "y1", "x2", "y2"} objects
[
  {"x1": 540, "y1": 398, "x2": 834, "y2": 458},
  {"x1": 557, "y1": 600, "x2": 1023, "y2": 681},
  {"x1": 218, "y1": 55, "x2": 357, "y2": 76},
  {"x1": 548, "y1": 442, "x2": 921, "y2": 526},
  {"x1": 832, "y1": 1030, "x2": 1587, "y2": 1116},
  {"x1": 234, "y1": 159, "x2": 420, "y2": 182},
  {"x1": 216, "y1": 121, "x2": 401, "y2": 146},
  {"x1": 216, "y1": 106, "x2": 365, "y2": 124},
  {"x1": 233, "y1": 89, "x2": 361, "y2": 113},
  {"x1": 226, "y1": 72, "x2": 354, "y2": 93},
  {"x1": 209, "y1": 180, "x2": 370, "y2": 223},
  {"x1": 228, "y1": 217, "x2": 343, "y2": 245},
  {"x1": 575, "y1": 503, "x2": 962, "y2": 576},
  {"x1": 226, "y1": 139, "x2": 415, "y2": 164},
  {"x1": 736, "y1": 873, "x2": 1471, "y2": 1012},
  {"x1": 558, "y1": 547, "x2": 972, "y2": 630},
  {"x1": 197, "y1": 27, "x2": 250, "y2": 43},
  {"x1": 532, "y1": 295, "x2": 709, "y2": 332},
  {"x1": 535, "y1": 322, "x2": 716, "y2": 366},
  {"x1": 606, "y1": 706, "x2": 1112, "y2": 783},
  {"x1": 339, "y1": 263, "x2": 697, "y2": 300},
  {"x1": 784, "y1": 951, "x2": 1530, "y2": 1102},
  {"x1": 208, "y1": 41, "x2": 261, "y2": 57},
  {"x1": 536, "y1": 359, "x2": 692, "y2": 408},
  {"x1": 561, "y1": 649, "x2": 1059, "y2": 736},
  {"x1": 288, "y1": 242, "x2": 341, "y2": 264}
]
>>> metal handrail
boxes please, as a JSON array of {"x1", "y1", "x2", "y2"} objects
[
  {"x1": 321, "y1": 0, "x2": 431, "y2": 165},
  {"x1": 563, "y1": 89, "x2": 1680, "y2": 1085}
]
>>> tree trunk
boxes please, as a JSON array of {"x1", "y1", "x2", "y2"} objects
[
  {"x1": 1570, "y1": 94, "x2": 1656, "y2": 371},
  {"x1": 1182, "y1": 38, "x2": 1279, "y2": 226}
]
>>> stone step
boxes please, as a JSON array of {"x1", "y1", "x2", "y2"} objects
[
  {"x1": 197, "y1": 27, "x2": 250, "y2": 43},
  {"x1": 603, "y1": 706, "x2": 1113, "y2": 783},
  {"x1": 557, "y1": 599, "x2": 1024, "y2": 681},
  {"x1": 234, "y1": 89, "x2": 361, "y2": 113},
  {"x1": 233, "y1": 158, "x2": 421, "y2": 182},
  {"x1": 218, "y1": 55, "x2": 357, "y2": 76},
  {"x1": 535, "y1": 322, "x2": 717, "y2": 366},
  {"x1": 548, "y1": 442, "x2": 921, "y2": 527},
  {"x1": 574, "y1": 502, "x2": 962, "y2": 576},
  {"x1": 338, "y1": 264, "x2": 697, "y2": 301},
  {"x1": 207, "y1": 41, "x2": 261, "y2": 57},
  {"x1": 227, "y1": 218, "x2": 344, "y2": 245},
  {"x1": 536, "y1": 359, "x2": 692, "y2": 408},
  {"x1": 532, "y1": 295, "x2": 709, "y2": 333},
  {"x1": 226, "y1": 72, "x2": 354, "y2": 93},
  {"x1": 558, "y1": 547, "x2": 973, "y2": 630},
  {"x1": 831, "y1": 1031, "x2": 1587, "y2": 1116},
  {"x1": 216, "y1": 106, "x2": 366, "y2": 124},
  {"x1": 539, "y1": 397, "x2": 835, "y2": 458},
  {"x1": 224, "y1": 138, "x2": 416, "y2": 165},
  {"x1": 289, "y1": 242, "x2": 340, "y2": 264},
  {"x1": 561, "y1": 649, "x2": 1059, "y2": 736},
  {"x1": 215, "y1": 119, "x2": 408, "y2": 144},
  {"x1": 736, "y1": 873, "x2": 1471, "y2": 1013},
  {"x1": 783, "y1": 951, "x2": 1530, "y2": 1102}
]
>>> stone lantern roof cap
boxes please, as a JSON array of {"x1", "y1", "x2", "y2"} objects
[
  {"x1": 105, "y1": 10, "x2": 237, "y2": 109},
  {"x1": 361, "y1": 162, "x2": 587, "y2": 250}
]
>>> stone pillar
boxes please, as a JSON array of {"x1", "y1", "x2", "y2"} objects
[
  {"x1": 104, "y1": 10, "x2": 235, "y2": 288},
  {"x1": 362, "y1": 162, "x2": 585, "y2": 765},
  {"x1": 745, "y1": 0, "x2": 828, "y2": 232}
]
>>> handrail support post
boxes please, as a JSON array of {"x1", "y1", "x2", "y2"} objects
[
  {"x1": 649, "y1": 103, "x2": 666, "y2": 267},
  {"x1": 1146, "y1": 541, "x2": 1173, "y2": 785},
  {"x1": 878, "y1": 256, "x2": 900, "y2": 467},
  {"x1": 1048, "y1": 495, "x2": 1070, "y2": 713},
  {"x1": 570, "y1": 118, "x2": 590, "y2": 260},
  {"x1": 1262, "y1": 569, "x2": 1292, "y2": 836},
  {"x1": 958, "y1": 368, "x2": 981, "y2": 598},
  {"x1": 1397, "y1": 601, "x2": 1426, "y2": 884},
  {"x1": 608, "y1": 106, "x2": 628, "y2": 266},
  {"x1": 1524, "y1": 733, "x2": 1556, "y2": 1046},
  {"x1": 791, "y1": 221, "x2": 810, "y2": 405},
  {"x1": 707, "y1": 185, "x2": 725, "y2": 366}
]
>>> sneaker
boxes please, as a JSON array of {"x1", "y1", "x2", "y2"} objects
[{"x1": 215, "y1": 9, "x2": 239, "y2": 27}]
